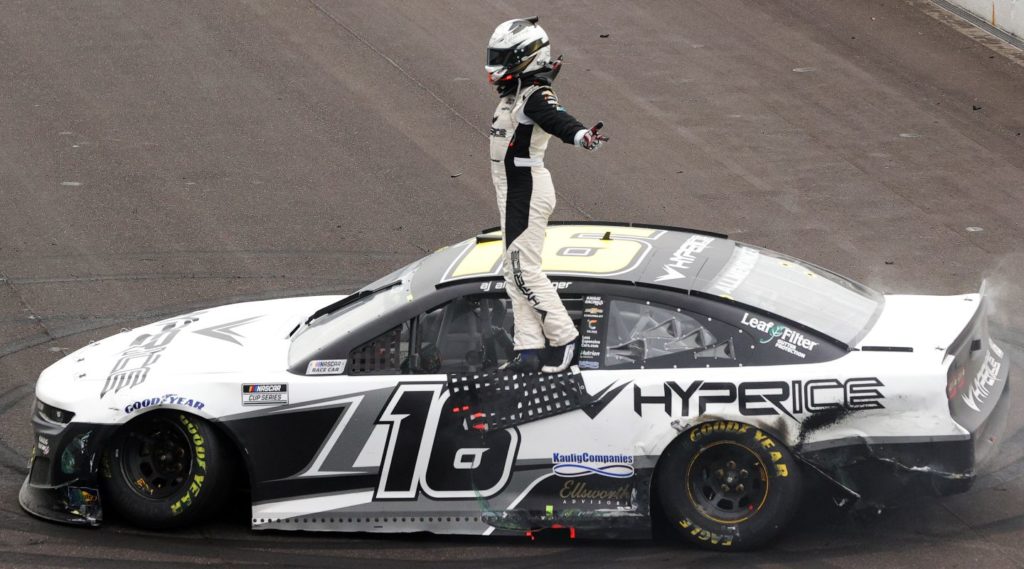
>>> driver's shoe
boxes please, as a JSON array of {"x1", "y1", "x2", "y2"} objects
[
  {"x1": 542, "y1": 338, "x2": 579, "y2": 374},
  {"x1": 499, "y1": 350, "x2": 541, "y2": 373}
]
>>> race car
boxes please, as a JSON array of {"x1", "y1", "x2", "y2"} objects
[{"x1": 20, "y1": 222, "x2": 1010, "y2": 550}]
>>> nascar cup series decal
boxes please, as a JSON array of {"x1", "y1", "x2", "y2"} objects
[
  {"x1": 241, "y1": 384, "x2": 288, "y2": 405},
  {"x1": 306, "y1": 359, "x2": 346, "y2": 375},
  {"x1": 741, "y1": 312, "x2": 818, "y2": 358},
  {"x1": 552, "y1": 452, "x2": 635, "y2": 478}
]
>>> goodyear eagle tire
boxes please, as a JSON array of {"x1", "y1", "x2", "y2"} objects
[
  {"x1": 102, "y1": 412, "x2": 232, "y2": 529},
  {"x1": 657, "y1": 421, "x2": 802, "y2": 551}
]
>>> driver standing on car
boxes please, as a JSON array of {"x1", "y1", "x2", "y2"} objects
[{"x1": 485, "y1": 17, "x2": 608, "y2": 373}]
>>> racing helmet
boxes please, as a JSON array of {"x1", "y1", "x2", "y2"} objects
[{"x1": 485, "y1": 17, "x2": 552, "y2": 93}]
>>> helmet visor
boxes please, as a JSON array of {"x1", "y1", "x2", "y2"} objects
[{"x1": 486, "y1": 47, "x2": 515, "y2": 67}]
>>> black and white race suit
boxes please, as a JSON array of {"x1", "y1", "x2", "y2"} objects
[{"x1": 490, "y1": 83, "x2": 586, "y2": 350}]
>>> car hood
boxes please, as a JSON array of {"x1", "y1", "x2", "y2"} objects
[{"x1": 38, "y1": 295, "x2": 343, "y2": 404}]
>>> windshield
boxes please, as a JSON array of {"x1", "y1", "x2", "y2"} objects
[
  {"x1": 288, "y1": 261, "x2": 420, "y2": 366},
  {"x1": 702, "y1": 244, "x2": 882, "y2": 344}
]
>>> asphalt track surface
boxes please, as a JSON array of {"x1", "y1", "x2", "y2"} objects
[{"x1": 2, "y1": 1, "x2": 1024, "y2": 567}]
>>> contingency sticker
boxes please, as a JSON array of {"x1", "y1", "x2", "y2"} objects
[
  {"x1": 578, "y1": 295, "x2": 605, "y2": 370},
  {"x1": 306, "y1": 359, "x2": 346, "y2": 375},
  {"x1": 242, "y1": 384, "x2": 288, "y2": 405}
]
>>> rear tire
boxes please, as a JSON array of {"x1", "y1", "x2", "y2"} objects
[
  {"x1": 656, "y1": 421, "x2": 802, "y2": 551},
  {"x1": 102, "y1": 412, "x2": 232, "y2": 529}
]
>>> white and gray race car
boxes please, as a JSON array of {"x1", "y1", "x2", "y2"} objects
[{"x1": 21, "y1": 223, "x2": 1010, "y2": 550}]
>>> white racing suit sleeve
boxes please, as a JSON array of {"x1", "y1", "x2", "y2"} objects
[{"x1": 490, "y1": 85, "x2": 580, "y2": 350}]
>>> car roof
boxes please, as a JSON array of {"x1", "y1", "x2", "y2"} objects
[
  {"x1": 412, "y1": 222, "x2": 735, "y2": 294},
  {"x1": 346, "y1": 221, "x2": 882, "y2": 352}
]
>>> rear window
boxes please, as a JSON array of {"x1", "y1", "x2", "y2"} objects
[{"x1": 701, "y1": 245, "x2": 882, "y2": 344}]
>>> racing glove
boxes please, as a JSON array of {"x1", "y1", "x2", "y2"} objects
[{"x1": 574, "y1": 122, "x2": 609, "y2": 151}]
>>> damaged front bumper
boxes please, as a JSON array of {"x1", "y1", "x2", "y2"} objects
[
  {"x1": 19, "y1": 400, "x2": 111, "y2": 526},
  {"x1": 19, "y1": 479, "x2": 102, "y2": 526}
]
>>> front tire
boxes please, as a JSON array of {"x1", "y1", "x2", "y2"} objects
[
  {"x1": 656, "y1": 421, "x2": 802, "y2": 551},
  {"x1": 102, "y1": 412, "x2": 232, "y2": 529}
]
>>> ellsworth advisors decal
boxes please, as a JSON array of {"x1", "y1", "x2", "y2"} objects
[
  {"x1": 242, "y1": 384, "x2": 288, "y2": 405},
  {"x1": 306, "y1": 359, "x2": 346, "y2": 375}
]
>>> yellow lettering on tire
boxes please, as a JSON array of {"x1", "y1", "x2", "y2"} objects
[
  {"x1": 171, "y1": 492, "x2": 191, "y2": 515},
  {"x1": 679, "y1": 518, "x2": 734, "y2": 547},
  {"x1": 170, "y1": 415, "x2": 210, "y2": 515},
  {"x1": 754, "y1": 431, "x2": 776, "y2": 449}
]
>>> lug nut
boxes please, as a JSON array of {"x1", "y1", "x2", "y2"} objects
[
  {"x1": 740, "y1": 469, "x2": 749, "y2": 479},
  {"x1": 715, "y1": 469, "x2": 724, "y2": 479},
  {"x1": 720, "y1": 484, "x2": 730, "y2": 493},
  {"x1": 736, "y1": 484, "x2": 745, "y2": 493},
  {"x1": 726, "y1": 460, "x2": 736, "y2": 469}
]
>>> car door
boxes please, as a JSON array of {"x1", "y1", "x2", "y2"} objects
[{"x1": 364, "y1": 294, "x2": 521, "y2": 504}]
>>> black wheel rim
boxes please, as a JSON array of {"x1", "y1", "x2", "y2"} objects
[
  {"x1": 119, "y1": 415, "x2": 193, "y2": 500},
  {"x1": 686, "y1": 441, "x2": 769, "y2": 524}
]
